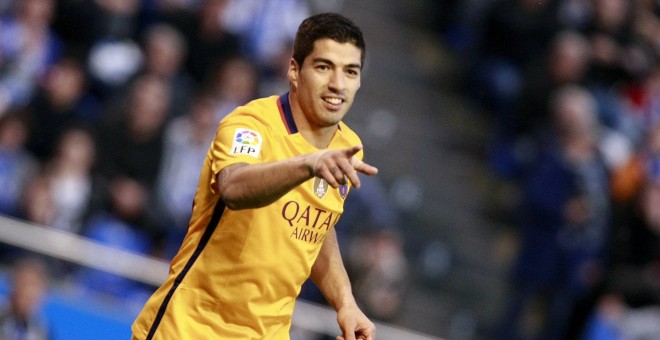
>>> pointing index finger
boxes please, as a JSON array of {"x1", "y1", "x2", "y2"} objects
[{"x1": 352, "y1": 158, "x2": 378, "y2": 176}]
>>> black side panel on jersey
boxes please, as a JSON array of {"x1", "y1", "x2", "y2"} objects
[{"x1": 146, "y1": 199, "x2": 226, "y2": 339}]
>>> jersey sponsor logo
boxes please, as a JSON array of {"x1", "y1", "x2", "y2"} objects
[
  {"x1": 230, "y1": 128, "x2": 262, "y2": 157},
  {"x1": 313, "y1": 177, "x2": 328, "y2": 199},
  {"x1": 281, "y1": 200, "x2": 341, "y2": 244}
]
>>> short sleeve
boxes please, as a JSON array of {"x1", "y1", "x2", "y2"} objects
[{"x1": 209, "y1": 109, "x2": 269, "y2": 192}]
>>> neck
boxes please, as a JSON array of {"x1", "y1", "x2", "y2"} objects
[
  {"x1": 301, "y1": 126, "x2": 337, "y2": 149},
  {"x1": 288, "y1": 92, "x2": 337, "y2": 149}
]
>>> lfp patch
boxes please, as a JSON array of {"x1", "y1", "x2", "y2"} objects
[{"x1": 230, "y1": 128, "x2": 262, "y2": 158}]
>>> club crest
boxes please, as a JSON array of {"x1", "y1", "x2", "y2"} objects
[
  {"x1": 312, "y1": 178, "x2": 350, "y2": 199},
  {"x1": 339, "y1": 184, "x2": 349, "y2": 199},
  {"x1": 313, "y1": 177, "x2": 328, "y2": 199}
]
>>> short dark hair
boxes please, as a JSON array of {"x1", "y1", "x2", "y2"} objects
[{"x1": 292, "y1": 13, "x2": 365, "y2": 68}]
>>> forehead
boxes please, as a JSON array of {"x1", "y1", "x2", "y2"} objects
[{"x1": 305, "y1": 39, "x2": 362, "y2": 67}]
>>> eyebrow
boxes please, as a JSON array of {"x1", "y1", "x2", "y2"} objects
[{"x1": 312, "y1": 57, "x2": 362, "y2": 70}]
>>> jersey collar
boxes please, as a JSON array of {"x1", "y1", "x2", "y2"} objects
[
  {"x1": 277, "y1": 93, "x2": 298, "y2": 134},
  {"x1": 277, "y1": 92, "x2": 343, "y2": 135}
]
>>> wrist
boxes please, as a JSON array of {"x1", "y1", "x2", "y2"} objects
[
  {"x1": 331, "y1": 292, "x2": 357, "y2": 311},
  {"x1": 301, "y1": 153, "x2": 320, "y2": 178}
]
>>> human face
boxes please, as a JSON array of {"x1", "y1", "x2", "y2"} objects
[{"x1": 289, "y1": 38, "x2": 362, "y2": 129}]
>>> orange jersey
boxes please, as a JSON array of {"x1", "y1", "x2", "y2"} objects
[{"x1": 132, "y1": 94, "x2": 363, "y2": 339}]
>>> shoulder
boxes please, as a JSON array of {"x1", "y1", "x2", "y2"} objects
[
  {"x1": 221, "y1": 95, "x2": 280, "y2": 126},
  {"x1": 334, "y1": 121, "x2": 365, "y2": 159},
  {"x1": 229, "y1": 95, "x2": 279, "y2": 116},
  {"x1": 338, "y1": 121, "x2": 362, "y2": 145}
]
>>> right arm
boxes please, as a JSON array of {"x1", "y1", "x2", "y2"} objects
[{"x1": 217, "y1": 145, "x2": 378, "y2": 210}]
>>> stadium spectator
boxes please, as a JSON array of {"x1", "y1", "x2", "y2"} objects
[
  {"x1": 619, "y1": 56, "x2": 660, "y2": 146},
  {"x1": 221, "y1": 0, "x2": 310, "y2": 79},
  {"x1": 0, "y1": 112, "x2": 38, "y2": 218},
  {"x1": 136, "y1": 23, "x2": 194, "y2": 118},
  {"x1": 470, "y1": 0, "x2": 558, "y2": 119},
  {"x1": 583, "y1": 293, "x2": 660, "y2": 340},
  {"x1": 25, "y1": 57, "x2": 101, "y2": 162},
  {"x1": 0, "y1": 257, "x2": 51, "y2": 340},
  {"x1": 640, "y1": 126, "x2": 660, "y2": 230},
  {"x1": 348, "y1": 229, "x2": 408, "y2": 323},
  {"x1": 153, "y1": 93, "x2": 217, "y2": 259},
  {"x1": 204, "y1": 55, "x2": 259, "y2": 121},
  {"x1": 19, "y1": 174, "x2": 55, "y2": 230},
  {"x1": 85, "y1": 0, "x2": 144, "y2": 103},
  {"x1": 580, "y1": 0, "x2": 655, "y2": 137},
  {"x1": 581, "y1": 0, "x2": 638, "y2": 89},
  {"x1": 37, "y1": 125, "x2": 101, "y2": 234},
  {"x1": 95, "y1": 74, "x2": 171, "y2": 244},
  {"x1": 488, "y1": 30, "x2": 593, "y2": 179},
  {"x1": 632, "y1": 0, "x2": 660, "y2": 56},
  {"x1": 141, "y1": 0, "x2": 202, "y2": 31},
  {"x1": 74, "y1": 177, "x2": 154, "y2": 299},
  {"x1": 0, "y1": 0, "x2": 61, "y2": 116},
  {"x1": 183, "y1": 0, "x2": 240, "y2": 85},
  {"x1": 96, "y1": 74, "x2": 170, "y2": 192},
  {"x1": 581, "y1": 125, "x2": 660, "y2": 338},
  {"x1": 498, "y1": 85, "x2": 613, "y2": 340}
]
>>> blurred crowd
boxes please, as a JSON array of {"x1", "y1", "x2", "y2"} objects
[
  {"x1": 10, "y1": 0, "x2": 660, "y2": 339},
  {"x1": 0, "y1": 0, "x2": 411, "y2": 336},
  {"x1": 437, "y1": 0, "x2": 660, "y2": 339}
]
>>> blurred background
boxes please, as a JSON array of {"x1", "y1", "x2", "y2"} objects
[{"x1": 0, "y1": 0, "x2": 659, "y2": 339}]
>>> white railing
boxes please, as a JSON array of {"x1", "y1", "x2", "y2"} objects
[{"x1": 0, "y1": 214, "x2": 441, "y2": 340}]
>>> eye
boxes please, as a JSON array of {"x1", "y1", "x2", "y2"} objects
[
  {"x1": 316, "y1": 64, "x2": 330, "y2": 71},
  {"x1": 346, "y1": 69, "x2": 360, "y2": 78}
]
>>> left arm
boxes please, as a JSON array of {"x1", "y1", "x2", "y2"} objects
[{"x1": 310, "y1": 228, "x2": 376, "y2": 340}]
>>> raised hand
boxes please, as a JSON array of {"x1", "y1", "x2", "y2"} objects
[{"x1": 305, "y1": 145, "x2": 378, "y2": 189}]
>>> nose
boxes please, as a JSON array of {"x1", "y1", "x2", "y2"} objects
[{"x1": 328, "y1": 70, "x2": 346, "y2": 92}]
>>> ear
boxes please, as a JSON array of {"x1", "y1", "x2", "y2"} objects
[{"x1": 287, "y1": 58, "x2": 299, "y2": 87}]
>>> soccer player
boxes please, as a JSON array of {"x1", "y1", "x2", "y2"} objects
[{"x1": 131, "y1": 12, "x2": 378, "y2": 340}]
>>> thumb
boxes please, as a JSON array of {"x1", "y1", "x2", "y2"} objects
[
  {"x1": 344, "y1": 145, "x2": 363, "y2": 158},
  {"x1": 338, "y1": 320, "x2": 357, "y2": 340},
  {"x1": 341, "y1": 331, "x2": 356, "y2": 340},
  {"x1": 340, "y1": 323, "x2": 358, "y2": 340}
]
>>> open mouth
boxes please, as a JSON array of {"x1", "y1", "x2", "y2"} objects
[
  {"x1": 323, "y1": 97, "x2": 343, "y2": 108},
  {"x1": 324, "y1": 97, "x2": 342, "y2": 104}
]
